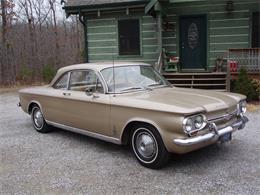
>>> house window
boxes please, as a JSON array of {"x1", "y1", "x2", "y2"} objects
[
  {"x1": 118, "y1": 19, "x2": 140, "y2": 55},
  {"x1": 252, "y1": 12, "x2": 260, "y2": 48}
]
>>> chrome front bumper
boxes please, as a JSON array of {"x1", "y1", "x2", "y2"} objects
[{"x1": 173, "y1": 116, "x2": 249, "y2": 146}]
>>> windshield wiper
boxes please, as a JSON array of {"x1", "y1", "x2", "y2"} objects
[
  {"x1": 147, "y1": 83, "x2": 164, "y2": 87},
  {"x1": 120, "y1": 86, "x2": 144, "y2": 92}
]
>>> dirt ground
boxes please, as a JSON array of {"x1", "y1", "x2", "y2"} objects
[{"x1": 0, "y1": 91, "x2": 260, "y2": 195}]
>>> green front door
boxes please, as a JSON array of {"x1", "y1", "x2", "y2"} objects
[{"x1": 179, "y1": 15, "x2": 207, "y2": 71}]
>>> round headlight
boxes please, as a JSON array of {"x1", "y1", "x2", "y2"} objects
[
  {"x1": 240, "y1": 101, "x2": 247, "y2": 114},
  {"x1": 184, "y1": 118, "x2": 193, "y2": 132},
  {"x1": 194, "y1": 115, "x2": 204, "y2": 129},
  {"x1": 183, "y1": 114, "x2": 207, "y2": 135}
]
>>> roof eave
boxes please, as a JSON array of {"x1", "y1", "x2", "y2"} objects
[{"x1": 64, "y1": 0, "x2": 149, "y2": 15}]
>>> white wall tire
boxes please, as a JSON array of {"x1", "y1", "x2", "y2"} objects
[
  {"x1": 131, "y1": 124, "x2": 170, "y2": 169},
  {"x1": 31, "y1": 106, "x2": 50, "y2": 133}
]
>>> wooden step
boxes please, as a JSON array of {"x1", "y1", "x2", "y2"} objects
[
  {"x1": 163, "y1": 72, "x2": 227, "y2": 76},
  {"x1": 167, "y1": 78, "x2": 226, "y2": 81},
  {"x1": 162, "y1": 72, "x2": 228, "y2": 91},
  {"x1": 173, "y1": 83, "x2": 226, "y2": 86}
]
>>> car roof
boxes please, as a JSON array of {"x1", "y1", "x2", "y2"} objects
[
  {"x1": 50, "y1": 61, "x2": 151, "y2": 86},
  {"x1": 58, "y1": 61, "x2": 151, "y2": 73}
]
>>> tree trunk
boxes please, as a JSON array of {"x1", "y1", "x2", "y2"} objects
[
  {"x1": 1, "y1": 0, "x2": 7, "y2": 84},
  {"x1": 49, "y1": 0, "x2": 59, "y2": 67},
  {"x1": 1, "y1": 0, "x2": 7, "y2": 44}
]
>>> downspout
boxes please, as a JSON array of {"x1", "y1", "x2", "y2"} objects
[
  {"x1": 79, "y1": 11, "x2": 89, "y2": 63},
  {"x1": 156, "y1": 11, "x2": 163, "y2": 55}
]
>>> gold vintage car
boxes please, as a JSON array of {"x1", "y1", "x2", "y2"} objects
[{"x1": 19, "y1": 62, "x2": 249, "y2": 169}]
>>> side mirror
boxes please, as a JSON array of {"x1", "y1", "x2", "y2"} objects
[{"x1": 85, "y1": 88, "x2": 93, "y2": 96}]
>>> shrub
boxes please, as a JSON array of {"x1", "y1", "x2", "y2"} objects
[
  {"x1": 42, "y1": 64, "x2": 56, "y2": 83},
  {"x1": 233, "y1": 68, "x2": 258, "y2": 101},
  {"x1": 18, "y1": 65, "x2": 33, "y2": 83},
  {"x1": 251, "y1": 79, "x2": 260, "y2": 100}
]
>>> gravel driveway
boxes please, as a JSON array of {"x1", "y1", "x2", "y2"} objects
[{"x1": 1, "y1": 92, "x2": 260, "y2": 195}]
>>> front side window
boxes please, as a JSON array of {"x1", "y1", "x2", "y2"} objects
[
  {"x1": 53, "y1": 72, "x2": 69, "y2": 89},
  {"x1": 69, "y1": 70, "x2": 104, "y2": 93},
  {"x1": 101, "y1": 65, "x2": 169, "y2": 93},
  {"x1": 118, "y1": 19, "x2": 140, "y2": 55}
]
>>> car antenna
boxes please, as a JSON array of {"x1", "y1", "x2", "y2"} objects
[{"x1": 112, "y1": 50, "x2": 116, "y2": 97}]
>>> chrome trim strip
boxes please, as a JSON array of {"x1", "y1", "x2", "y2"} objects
[
  {"x1": 66, "y1": 71, "x2": 71, "y2": 90},
  {"x1": 208, "y1": 109, "x2": 238, "y2": 122},
  {"x1": 46, "y1": 120, "x2": 121, "y2": 145},
  {"x1": 173, "y1": 116, "x2": 248, "y2": 146}
]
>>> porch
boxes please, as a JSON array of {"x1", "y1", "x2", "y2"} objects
[
  {"x1": 158, "y1": 48, "x2": 260, "y2": 91},
  {"x1": 63, "y1": 0, "x2": 260, "y2": 93}
]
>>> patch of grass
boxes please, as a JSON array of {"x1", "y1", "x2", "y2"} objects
[
  {"x1": 17, "y1": 65, "x2": 33, "y2": 84},
  {"x1": 42, "y1": 64, "x2": 56, "y2": 83}
]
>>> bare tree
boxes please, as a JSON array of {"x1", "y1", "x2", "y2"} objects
[
  {"x1": 1, "y1": 0, "x2": 7, "y2": 43},
  {"x1": 0, "y1": 0, "x2": 84, "y2": 85},
  {"x1": 0, "y1": 0, "x2": 16, "y2": 85},
  {"x1": 49, "y1": 0, "x2": 59, "y2": 66}
]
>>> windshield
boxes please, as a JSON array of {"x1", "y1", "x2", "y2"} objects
[{"x1": 101, "y1": 65, "x2": 170, "y2": 93}]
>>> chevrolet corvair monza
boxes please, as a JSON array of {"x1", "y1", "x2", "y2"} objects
[{"x1": 19, "y1": 62, "x2": 248, "y2": 169}]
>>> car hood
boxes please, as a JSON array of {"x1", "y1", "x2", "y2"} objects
[{"x1": 113, "y1": 87, "x2": 246, "y2": 115}]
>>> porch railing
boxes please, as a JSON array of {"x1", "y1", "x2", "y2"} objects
[{"x1": 228, "y1": 48, "x2": 260, "y2": 73}]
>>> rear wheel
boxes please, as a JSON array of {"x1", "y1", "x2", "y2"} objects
[
  {"x1": 131, "y1": 124, "x2": 170, "y2": 169},
  {"x1": 31, "y1": 106, "x2": 50, "y2": 133}
]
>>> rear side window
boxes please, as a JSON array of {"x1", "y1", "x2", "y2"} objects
[{"x1": 53, "y1": 72, "x2": 69, "y2": 89}]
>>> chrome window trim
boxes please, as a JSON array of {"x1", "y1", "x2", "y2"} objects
[
  {"x1": 46, "y1": 120, "x2": 121, "y2": 144},
  {"x1": 66, "y1": 71, "x2": 71, "y2": 90},
  {"x1": 95, "y1": 71, "x2": 109, "y2": 94},
  {"x1": 53, "y1": 69, "x2": 108, "y2": 94}
]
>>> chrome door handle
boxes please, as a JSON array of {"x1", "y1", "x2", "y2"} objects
[
  {"x1": 63, "y1": 92, "x2": 71, "y2": 96},
  {"x1": 92, "y1": 94, "x2": 99, "y2": 99}
]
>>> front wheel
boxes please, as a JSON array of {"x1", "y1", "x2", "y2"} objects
[
  {"x1": 131, "y1": 124, "x2": 170, "y2": 169},
  {"x1": 31, "y1": 106, "x2": 51, "y2": 133}
]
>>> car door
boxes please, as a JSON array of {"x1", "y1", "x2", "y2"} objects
[
  {"x1": 47, "y1": 69, "x2": 111, "y2": 136},
  {"x1": 43, "y1": 71, "x2": 73, "y2": 124}
]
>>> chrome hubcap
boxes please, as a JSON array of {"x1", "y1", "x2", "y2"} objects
[
  {"x1": 136, "y1": 132, "x2": 156, "y2": 159},
  {"x1": 33, "y1": 109, "x2": 43, "y2": 129}
]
